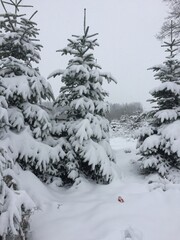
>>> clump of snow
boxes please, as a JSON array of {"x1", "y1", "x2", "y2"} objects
[
  {"x1": 140, "y1": 134, "x2": 161, "y2": 152},
  {"x1": 150, "y1": 81, "x2": 180, "y2": 95},
  {"x1": 155, "y1": 109, "x2": 178, "y2": 123}
]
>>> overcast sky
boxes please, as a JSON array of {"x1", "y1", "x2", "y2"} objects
[{"x1": 1, "y1": 0, "x2": 169, "y2": 109}]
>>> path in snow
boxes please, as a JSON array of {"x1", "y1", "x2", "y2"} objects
[
  {"x1": 110, "y1": 137, "x2": 142, "y2": 183},
  {"x1": 27, "y1": 136, "x2": 180, "y2": 240}
]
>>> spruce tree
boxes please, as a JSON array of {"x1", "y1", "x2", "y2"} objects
[
  {"x1": 0, "y1": 0, "x2": 65, "y2": 182},
  {"x1": 49, "y1": 10, "x2": 116, "y2": 184},
  {"x1": 137, "y1": 22, "x2": 180, "y2": 176}
]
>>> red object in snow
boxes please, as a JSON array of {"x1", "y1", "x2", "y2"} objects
[{"x1": 118, "y1": 196, "x2": 124, "y2": 203}]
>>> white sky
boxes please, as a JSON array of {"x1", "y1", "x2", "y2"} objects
[{"x1": 1, "y1": 0, "x2": 169, "y2": 110}]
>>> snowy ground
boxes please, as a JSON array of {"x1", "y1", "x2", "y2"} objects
[{"x1": 21, "y1": 136, "x2": 180, "y2": 240}]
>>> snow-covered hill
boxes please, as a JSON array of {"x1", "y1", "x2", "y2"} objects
[{"x1": 22, "y1": 136, "x2": 180, "y2": 240}]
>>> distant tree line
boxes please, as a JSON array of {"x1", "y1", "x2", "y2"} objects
[{"x1": 107, "y1": 102, "x2": 143, "y2": 121}]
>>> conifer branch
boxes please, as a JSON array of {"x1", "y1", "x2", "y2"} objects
[
  {"x1": 1, "y1": 0, "x2": 15, "y2": 31},
  {"x1": 29, "y1": 10, "x2": 38, "y2": 21},
  {"x1": 18, "y1": 4, "x2": 33, "y2": 8},
  {"x1": 0, "y1": 13, "x2": 25, "y2": 17},
  {"x1": 10, "y1": 0, "x2": 15, "y2": 5},
  {"x1": 170, "y1": 20, "x2": 173, "y2": 43},
  {"x1": 72, "y1": 34, "x2": 79, "y2": 38},
  {"x1": 17, "y1": 0, "x2": 22, "y2": 5},
  {"x1": 67, "y1": 39, "x2": 74, "y2": 44},
  {"x1": 20, "y1": 26, "x2": 34, "y2": 43},
  {"x1": 84, "y1": 26, "x2": 89, "y2": 37},
  {"x1": 15, "y1": 0, "x2": 18, "y2": 25},
  {"x1": 2, "y1": 1, "x2": 14, "y2": 6},
  {"x1": 84, "y1": 8, "x2": 86, "y2": 34},
  {"x1": 87, "y1": 33, "x2": 98, "y2": 38}
]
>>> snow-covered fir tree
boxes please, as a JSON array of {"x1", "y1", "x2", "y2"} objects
[
  {"x1": 137, "y1": 22, "x2": 180, "y2": 176},
  {"x1": 0, "y1": 0, "x2": 65, "y2": 183},
  {"x1": 49, "y1": 10, "x2": 116, "y2": 184}
]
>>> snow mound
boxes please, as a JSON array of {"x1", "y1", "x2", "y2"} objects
[{"x1": 17, "y1": 170, "x2": 59, "y2": 208}]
